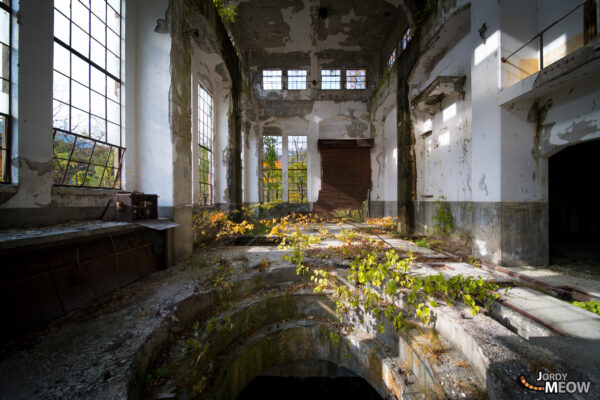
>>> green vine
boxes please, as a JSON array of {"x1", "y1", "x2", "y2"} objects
[
  {"x1": 572, "y1": 300, "x2": 600, "y2": 315},
  {"x1": 433, "y1": 197, "x2": 453, "y2": 238},
  {"x1": 271, "y1": 222, "x2": 499, "y2": 335}
]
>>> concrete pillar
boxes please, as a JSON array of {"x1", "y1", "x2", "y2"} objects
[
  {"x1": 169, "y1": 0, "x2": 193, "y2": 261},
  {"x1": 2, "y1": 0, "x2": 54, "y2": 207},
  {"x1": 470, "y1": 0, "x2": 502, "y2": 264}
]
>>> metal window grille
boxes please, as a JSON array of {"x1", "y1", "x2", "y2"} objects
[
  {"x1": 52, "y1": 0, "x2": 124, "y2": 188},
  {"x1": 287, "y1": 135, "x2": 307, "y2": 203},
  {"x1": 262, "y1": 69, "x2": 282, "y2": 90},
  {"x1": 198, "y1": 85, "x2": 213, "y2": 206},
  {"x1": 321, "y1": 69, "x2": 341, "y2": 90},
  {"x1": 1, "y1": 0, "x2": 11, "y2": 183},
  {"x1": 346, "y1": 69, "x2": 366, "y2": 90},
  {"x1": 287, "y1": 69, "x2": 307, "y2": 90},
  {"x1": 262, "y1": 135, "x2": 282, "y2": 202}
]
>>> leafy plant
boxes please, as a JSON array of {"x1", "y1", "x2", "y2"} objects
[
  {"x1": 433, "y1": 197, "x2": 453, "y2": 238},
  {"x1": 366, "y1": 216, "x2": 397, "y2": 231},
  {"x1": 268, "y1": 222, "x2": 499, "y2": 335},
  {"x1": 468, "y1": 256, "x2": 481, "y2": 268},
  {"x1": 415, "y1": 238, "x2": 431, "y2": 248},
  {"x1": 212, "y1": 0, "x2": 238, "y2": 25},
  {"x1": 572, "y1": 300, "x2": 600, "y2": 315},
  {"x1": 262, "y1": 136, "x2": 282, "y2": 202}
]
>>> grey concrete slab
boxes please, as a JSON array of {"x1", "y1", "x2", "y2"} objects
[{"x1": 499, "y1": 287, "x2": 600, "y2": 340}]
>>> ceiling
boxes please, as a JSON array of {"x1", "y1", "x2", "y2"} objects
[{"x1": 228, "y1": 0, "x2": 410, "y2": 55}]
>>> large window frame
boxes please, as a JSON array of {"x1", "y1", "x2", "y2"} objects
[
  {"x1": 346, "y1": 69, "x2": 366, "y2": 90},
  {"x1": 262, "y1": 69, "x2": 282, "y2": 90},
  {"x1": 321, "y1": 69, "x2": 341, "y2": 90},
  {"x1": 198, "y1": 84, "x2": 214, "y2": 206},
  {"x1": 52, "y1": 0, "x2": 124, "y2": 189},
  {"x1": 262, "y1": 135, "x2": 282, "y2": 202},
  {"x1": 0, "y1": 0, "x2": 12, "y2": 184},
  {"x1": 287, "y1": 69, "x2": 307, "y2": 90},
  {"x1": 287, "y1": 135, "x2": 307, "y2": 203}
]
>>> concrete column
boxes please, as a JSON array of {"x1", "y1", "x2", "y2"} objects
[
  {"x1": 2, "y1": 0, "x2": 54, "y2": 207},
  {"x1": 281, "y1": 134, "x2": 288, "y2": 202},
  {"x1": 307, "y1": 116, "x2": 320, "y2": 205},
  {"x1": 470, "y1": 0, "x2": 502, "y2": 264},
  {"x1": 169, "y1": 0, "x2": 193, "y2": 261}
]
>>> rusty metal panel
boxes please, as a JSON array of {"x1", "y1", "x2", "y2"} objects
[
  {"x1": 9, "y1": 275, "x2": 65, "y2": 333},
  {"x1": 0, "y1": 227, "x2": 158, "y2": 341},
  {"x1": 86, "y1": 257, "x2": 121, "y2": 297},
  {"x1": 316, "y1": 147, "x2": 372, "y2": 212},
  {"x1": 52, "y1": 265, "x2": 97, "y2": 313}
]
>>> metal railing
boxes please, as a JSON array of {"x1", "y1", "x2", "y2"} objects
[{"x1": 502, "y1": 1, "x2": 587, "y2": 69}]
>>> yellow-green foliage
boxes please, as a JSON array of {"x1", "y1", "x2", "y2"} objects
[
  {"x1": 573, "y1": 300, "x2": 600, "y2": 315},
  {"x1": 212, "y1": 0, "x2": 237, "y2": 25},
  {"x1": 267, "y1": 221, "x2": 499, "y2": 333},
  {"x1": 366, "y1": 216, "x2": 398, "y2": 231}
]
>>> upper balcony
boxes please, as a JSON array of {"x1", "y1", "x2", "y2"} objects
[{"x1": 500, "y1": 0, "x2": 598, "y2": 90}]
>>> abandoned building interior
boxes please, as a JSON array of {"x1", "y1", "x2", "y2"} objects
[{"x1": 1, "y1": 0, "x2": 600, "y2": 399}]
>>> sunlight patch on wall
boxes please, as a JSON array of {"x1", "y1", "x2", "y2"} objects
[
  {"x1": 443, "y1": 103, "x2": 457, "y2": 122},
  {"x1": 474, "y1": 30, "x2": 499, "y2": 66},
  {"x1": 438, "y1": 129, "x2": 450, "y2": 147}
]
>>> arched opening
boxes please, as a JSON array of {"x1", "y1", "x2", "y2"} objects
[
  {"x1": 237, "y1": 361, "x2": 382, "y2": 400},
  {"x1": 549, "y1": 140, "x2": 600, "y2": 265}
]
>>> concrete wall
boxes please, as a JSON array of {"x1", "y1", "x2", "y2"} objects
[
  {"x1": 405, "y1": 0, "x2": 600, "y2": 266},
  {"x1": 235, "y1": 0, "x2": 405, "y2": 211},
  {"x1": 0, "y1": 0, "x2": 119, "y2": 227},
  {"x1": 0, "y1": 0, "x2": 245, "y2": 262}
]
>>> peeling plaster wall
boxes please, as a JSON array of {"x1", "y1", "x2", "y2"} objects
[
  {"x1": 232, "y1": 0, "x2": 407, "y2": 208},
  {"x1": 406, "y1": 0, "x2": 600, "y2": 266},
  {"x1": 255, "y1": 100, "x2": 372, "y2": 205},
  {"x1": 190, "y1": 41, "x2": 234, "y2": 207},
  {"x1": 411, "y1": 34, "x2": 472, "y2": 204},
  {"x1": 369, "y1": 86, "x2": 398, "y2": 217},
  {"x1": 0, "y1": 0, "x2": 120, "y2": 227},
  {"x1": 134, "y1": 0, "x2": 173, "y2": 206},
  {"x1": 538, "y1": 75, "x2": 600, "y2": 158}
]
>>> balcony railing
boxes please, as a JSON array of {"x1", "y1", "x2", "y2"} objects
[{"x1": 502, "y1": 0, "x2": 597, "y2": 86}]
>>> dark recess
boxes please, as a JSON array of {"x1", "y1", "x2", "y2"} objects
[
  {"x1": 318, "y1": 7, "x2": 328, "y2": 19},
  {"x1": 237, "y1": 376, "x2": 382, "y2": 400},
  {"x1": 549, "y1": 139, "x2": 600, "y2": 264}
]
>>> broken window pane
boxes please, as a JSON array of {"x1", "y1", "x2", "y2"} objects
[
  {"x1": 321, "y1": 69, "x2": 340, "y2": 90},
  {"x1": 288, "y1": 69, "x2": 307, "y2": 90},
  {"x1": 346, "y1": 69, "x2": 366, "y2": 90},
  {"x1": 262, "y1": 69, "x2": 282, "y2": 90},
  {"x1": 71, "y1": 137, "x2": 95, "y2": 163},
  {"x1": 53, "y1": 0, "x2": 124, "y2": 188}
]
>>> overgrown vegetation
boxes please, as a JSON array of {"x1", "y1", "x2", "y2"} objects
[
  {"x1": 212, "y1": 0, "x2": 237, "y2": 25},
  {"x1": 192, "y1": 202, "x2": 286, "y2": 246},
  {"x1": 267, "y1": 219, "x2": 499, "y2": 336},
  {"x1": 572, "y1": 299, "x2": 600, "y2": 315},
  {"x1": 432, "y1": 197, "x2": 453, "y2": 238}
]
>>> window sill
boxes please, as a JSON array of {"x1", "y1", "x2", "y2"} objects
[
  {"x1": 0, "y1": 184, "x2": 18, "y2": 195},
  {"x1": 52, "y1": 186, "x2": 119, "y2": 196}
]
